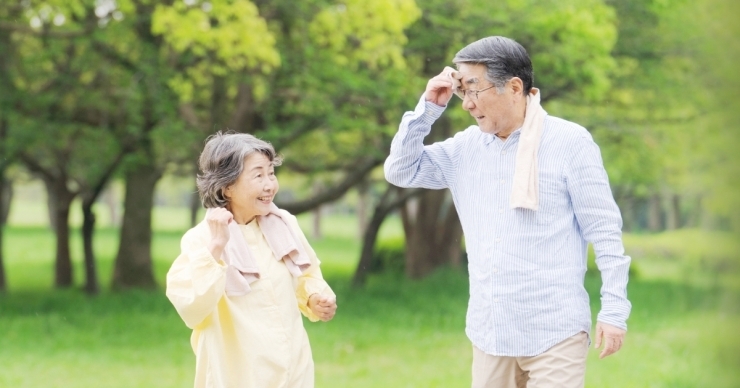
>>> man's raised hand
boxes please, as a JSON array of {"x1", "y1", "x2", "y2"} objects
[{"x1": 425, "y1": 66, "x2": 461, "y2": 107}]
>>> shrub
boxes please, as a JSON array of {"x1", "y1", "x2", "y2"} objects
[{"x1": 372, "y1": 237, "x2": 406, "y2": 274}]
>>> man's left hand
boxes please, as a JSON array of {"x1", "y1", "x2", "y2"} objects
[{"x1": 594, "y1": 321, "x2": 626, "y2": 359}]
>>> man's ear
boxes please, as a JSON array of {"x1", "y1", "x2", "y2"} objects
[{"x1": 508, "y1": 77, "x2": 524, "y2": 95}]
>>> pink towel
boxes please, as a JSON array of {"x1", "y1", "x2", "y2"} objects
[
  {"x1": 206, "y1": 204, "x2": 311, "y2": 296},
  {"x1": 510, "y1": 88, "x2": 547, "y2": 211}
]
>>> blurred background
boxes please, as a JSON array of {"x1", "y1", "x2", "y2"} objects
[{"x1": 0, "y1": 0, "x2": 738, "y2": 387}]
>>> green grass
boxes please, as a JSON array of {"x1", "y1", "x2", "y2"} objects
[{"x1": 1, "y1": 212, "x2": 739, "y2": 387}]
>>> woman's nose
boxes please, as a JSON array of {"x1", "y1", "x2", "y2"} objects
[{"x1": 264, "y1": 179, "x2": 276, "y2": 191}]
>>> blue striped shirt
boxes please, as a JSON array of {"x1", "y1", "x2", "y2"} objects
[{"x1": 384, "y1": 96, "x2": 631, "y2": 356}]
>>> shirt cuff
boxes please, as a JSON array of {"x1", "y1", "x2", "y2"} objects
[
  {"x1": 297, "y1": 279, "x2": 334, "y2": 322},
  {"x1": 596, "y1": 309, "x2": 629, "y2": 331},
  {"x1": 415, "y1": 93, "x2": 446, "y2": 125}
]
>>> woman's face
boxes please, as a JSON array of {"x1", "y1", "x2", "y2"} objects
[{"x1": 223, "y1": 152, "x2": 279, "y2": 223}]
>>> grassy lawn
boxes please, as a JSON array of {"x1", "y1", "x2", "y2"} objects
[{"x1": 1, "y1": 211, "x2": 739, "y2": 387}]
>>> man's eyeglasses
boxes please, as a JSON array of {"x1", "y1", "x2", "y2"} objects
[{"x1": 454, "y1": 85, "x2": 496, "y2": 100}]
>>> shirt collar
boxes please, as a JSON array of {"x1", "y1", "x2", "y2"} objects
[{"x1": 480, "y1": 127, "x2": 522, "y2": 145}]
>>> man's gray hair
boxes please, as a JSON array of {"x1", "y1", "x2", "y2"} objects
[
  {"x1": 452, "y1": 36, "x2": 533, "y2": 95},
  {"x1": 197, "y1": 131, "x2": 283, "y2": 208}
]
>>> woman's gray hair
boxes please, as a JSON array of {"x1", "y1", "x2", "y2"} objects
[
  {"x1": 197, "y1": 131, "x2": 283, "y2": 208},
  {"x1": 452, "y1": 36, "x2": 533, "y2": 95}
]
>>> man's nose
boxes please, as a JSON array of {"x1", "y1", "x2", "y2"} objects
[{"x1": 462, "y1": 97, "x2": 475, "y2": 111}]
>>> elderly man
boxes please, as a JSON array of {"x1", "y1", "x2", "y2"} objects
[{"x1": 384, "y1": 36, "x2": 631, "y2": 387}]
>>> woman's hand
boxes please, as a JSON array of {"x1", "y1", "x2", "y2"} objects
[
  {"x1": 206, "y1": 207, "x2": 234, "y2": 261},
  {"x1": 308, "y1": 294, "x2": 337, "y2": 322}
]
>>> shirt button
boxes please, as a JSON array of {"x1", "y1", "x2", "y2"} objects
[
  {"x1": 495, "y1": 238, "x2": 501, "y2": 243},
  {"x1": 493, "y1": 268, "x2": 499, "y2": 273},
  {"x1": 501, "y1": 151, "x2": 507, "y2": 155},
  {"x1": 500, "y1": 179, "x2": 505, "y2": 184},
  {"x1": 499, "y1": 208, "x2": 504, "y2": 214},
  {"x1": 494, "y1": 298, "x2": 500, "y2": 302}
]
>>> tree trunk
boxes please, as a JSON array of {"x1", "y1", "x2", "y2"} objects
[
  {"x1": 111, "y1": 164, "x2": 161, "y2": 289},
  {"x1": 403, "y1": 189, "x2": 463, "y2": 279},
  {"x1": 80, "y1": 153, "x2": 124, "y2": 295},
  {"x1": 353, "y1": 186, "x2": 421, "y2": 287},
  {"x1": 614, "y1": 187, "x2": 635, "y2": 232},
  {"x1": 190, "y1": 183, "x2": 200, "y2": 227},
  {"x1": 440, "y1": 201, "x2": 464, "y2": 268},
  {"x1": 81, "y1": 196, "x2": 100, "y2": 295},
  {"x1": 647, "y1": 192, "x2": 663, "y2": 232},
  {"x1": 0, "y1": 219, "x2": 4, "y2": 292},
  {"x1": 357, "y1": 180, "x2": 370, "y2": 239},
  {"x1": 683, "y1": 195, "x2": 701, "y2": 228},
  {"x1": 42, "y1": 179, "x2": 76, "y2": 288},
  {"x1": 352, "y1": 209, "x2": 387, "y2": 287},
  {"x1": 0, "y1": 176, "x2": 10, "y2": 225},
  {"x1": 353, "y1": 186, "x2": 395, "y2": 287},
  {"x1": 665, "y1": 193, "x2": 681, "y2": 230},
  {"x1": 0, "y1": 173, "x2": 7, "y2": 292},
  {"x1": 46, "y1": 182, "x2": 59, "y2": 233}
]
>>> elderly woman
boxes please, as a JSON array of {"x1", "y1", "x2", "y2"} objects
[{"x1": 166, "y1": 132, "x2": 337, "y2": 388}]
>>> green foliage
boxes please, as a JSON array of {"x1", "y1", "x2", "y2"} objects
[
  {"x1": 689, "y1": 0, "x2": 740, "y2": 228},
  {"x1": 523, "y1": 0, "x2": 618, "y2": 101},
  {"x1": 309, "y1": 0, "x2": 420, "y2": 70},
  {"x1": 547, "y1": 0, "x2": 740, "y2": 231},
  {"x1": 152, "y1": 0, "x2": 280, "y2": 103}
]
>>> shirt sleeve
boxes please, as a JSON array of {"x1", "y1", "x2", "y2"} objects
[
  {"x1": 282, "y1": 212, "x2": 335, "y2": 322},
  {"x1": 383, "y1": 94, "x2": 462, "y2": 189},
  {"x1": 166, "y1": 228, "x2": 227, "y2": 330},
  {"x1": 564, "y1": 135, "x2": 632, "y2": 330}
]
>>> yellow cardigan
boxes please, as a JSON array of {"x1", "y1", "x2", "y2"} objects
[{"x1": 166, "y1": 210, "x2": 334, "y2": 388}]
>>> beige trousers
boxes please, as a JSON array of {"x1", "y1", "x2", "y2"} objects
[{"x1": 471, "y1": 332, "x2": 589, "y2": 388}]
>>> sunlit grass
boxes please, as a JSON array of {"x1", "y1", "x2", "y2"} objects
[{"x1": 1, "y1": 206, "x2": 739, "y2": 387}]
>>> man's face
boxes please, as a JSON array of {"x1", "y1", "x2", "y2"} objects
[{"x1": 457, "y1": 63, "x2": 521, "y2": 136}]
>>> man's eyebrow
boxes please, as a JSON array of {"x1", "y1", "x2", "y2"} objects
[{"x1": 465, "y1": 77, "x2": 480, "y2": 85}]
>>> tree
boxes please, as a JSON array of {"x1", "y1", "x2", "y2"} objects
[
  {"x1": 108, "y1": 0, "x2": 285, "y2": 289},
  {"x1": 0, "y1": 3, "x2": 23, "y2": 292},
  {"x1": 552, "y1": 0, "x2": 735, "y2": 232},
  {"x1": 2, "y1": 0, "x2": 135, "y2": 290},
  {"x1": 4, "y1": 0, "x2": 425, "y2": 290}
]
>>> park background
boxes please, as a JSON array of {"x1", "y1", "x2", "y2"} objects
[{"x1": 0, "y1": 0, "x2": 739, "y2": 387}]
